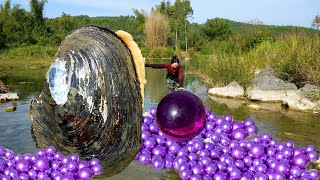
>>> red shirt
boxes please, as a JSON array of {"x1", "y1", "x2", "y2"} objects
[{"x1": 145, "y1": 63, "x2": 184, "y2": 87}]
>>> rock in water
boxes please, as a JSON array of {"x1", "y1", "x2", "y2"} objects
[{"x1": 30, "y1": 25, "x2": 143, "y2": 176}]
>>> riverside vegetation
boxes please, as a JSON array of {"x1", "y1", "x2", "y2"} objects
[{"x1": 0, "y1": 0, "x2": 320, "y2": 94}]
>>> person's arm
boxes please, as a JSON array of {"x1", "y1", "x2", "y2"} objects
[
  {"x1": 178, "y1": 67, "x2": 184, "y2": 87},
  {"x1": 145, "y1": 63, "x2": 169, "y2": 69}
]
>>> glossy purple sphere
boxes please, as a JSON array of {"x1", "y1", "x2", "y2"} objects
[{"x1": 156, "y1": 91, "x2": 206, "y2": 141}]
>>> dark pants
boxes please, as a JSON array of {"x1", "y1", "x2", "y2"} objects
[{"x1": 166, "y1": 78, "x2": 179, "y2": 93}]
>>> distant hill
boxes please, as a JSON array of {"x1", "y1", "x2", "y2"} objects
[{"x1": 216, "y1": 18, "x2": 319, "y2": 37}]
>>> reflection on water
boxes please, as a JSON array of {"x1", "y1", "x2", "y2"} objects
[{"x1": 0, "y1": 61, "x2": 320, "y2": 179}]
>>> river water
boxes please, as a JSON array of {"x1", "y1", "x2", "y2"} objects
[{"x1": 0, "y1": 64, "x2": 319, "y2": 179}]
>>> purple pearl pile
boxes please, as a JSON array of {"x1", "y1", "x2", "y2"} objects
[
  {"x1": 137, "y1": 106, "x2": 320, "y2": 180},
  {"x1": 0, "y1": 146, "x2": 103, "y2": 180}
]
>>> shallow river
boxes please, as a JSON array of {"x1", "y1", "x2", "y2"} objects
[{"x1": 0, "y1": 63, "x2": 319, "y2": 179}]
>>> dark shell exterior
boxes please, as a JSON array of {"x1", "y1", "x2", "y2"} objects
[{"x1": 30, "y1": 25, "x2": 142, "y2": 176}]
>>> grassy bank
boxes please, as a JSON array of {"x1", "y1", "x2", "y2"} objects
[
  {"x1": 189, "y1": 32, "x2": 320, "y2": 89},
  {"x1": 0, "y1": 45, "x2": 56, "y2": 74}
]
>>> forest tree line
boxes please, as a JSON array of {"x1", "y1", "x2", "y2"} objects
[
  {"x1": 1, "y1": 0, "x2": 320, "y2": 87},
  {"x1": 0, "y1": 0, "x2": 319, "y2": 53}
]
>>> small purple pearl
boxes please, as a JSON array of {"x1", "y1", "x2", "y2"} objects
[
  {"x1": 91, "y1": 164, "x2": 103, "y2": 175},
  {"x1": 243, "y1": 119, "x2": 254, "y2": 126},
  {"x1": 76, "y1": 167, "x2": 92, "y2": 180},
  {"x1": 246, "y1": 125, "x2": 258, "y2": 135},
  {"x1": 215, "y1": 117, "x2": 225, "y2": 125},
  {"x1": 149, "y1": 122, "x2": 159, "y2": 133},
  {"x1": 307, "y1": 151, "x2": 319, "y2": 161},
  {"x1": 205, "y1": 163, "x2": 217, "y2": 175},
  {"x1": 179, "y1": 169, "x2": 192, "y2": 180},
  {"x1": 168, "y1": 142, "x2": 180, "y2": 155},
  {"x1": 191, "y1": 164, "x2": 204, "y2": 175},
  {"x1": 149, "y1": 106, "x2": 157, "y2": 117},
  {"x1": 177, "y1": 148, "x2": 188, "y2": 156},
  {"x1": 232, "y1": 121, "x2": 243, "y2": 130},
  {"x1": 210, "y1": 149, "x2": 220, "y2": 159},
  {"x1": 193, "y1": 141, "x2": 204, "y2": 151},
  {"x1": 205, "y1": 142, "x2": 214, "y2": 150},
  {"x1": 142, "y1": 116, "x2": 153, "y2": 124},
  {"x1": 139, "y1": 153, "x2": 151, "y2": 165},
  {"x1": 0, "y1": 146, "x2": 5, "y2": 156},
  {"x1": 293, "y1": 147, "x2": 305, "y2": 156},
  {"x1": 199, "y1": 149, "x2": 210, "y2": 157},
  {"x1": 223, "y1": 114, "x2": 233, "y2": 123},
  {"x1": 305, "y1": 145, "x2": 315, "y2": 152},
  {"x1": 205, "y1": 122, "x2": 215, "y2": 131},
  {"x1": 45, "y1": 146, "x2": 56, "y2": 155},
  {"x1": 213, "y1": 171, "x2": 227, "y2": 179},
  {"x1": 207, "y1": 113, "x2": 216, "y2": 121},
  {"x1": 179, "y1": 163, "x2": 191, "y2": 171},
  {"x1": 89, "y1": 158, "x2": 100, "y2": 166},
  {"x1": 142, "y1": 123, "x2": 149, "y2": 131},
  {"x1": 5, "y1": 150, "x2": 15, "y2": 159},
  {"x1": 188, "y1": 153, "x2": 198, "y2": 161}
]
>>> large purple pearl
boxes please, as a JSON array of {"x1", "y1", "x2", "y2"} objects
[{"x1": 156, "y1": 91, "x2": 206, "y2": 142}]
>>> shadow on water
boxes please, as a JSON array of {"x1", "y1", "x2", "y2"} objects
[{"x1": 0, "y1": 60, "x2": 320, "y2": 179}]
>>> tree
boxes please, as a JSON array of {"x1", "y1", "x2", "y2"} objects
[
  {"x1": 2, "y1": 0, "x2": 10, "y2": 19},
  {"x1": 3, "y1": 4, "x2": 35, "y2": 45},
  {"x1": 30, "y1": 0, "x2": 47, "y2": 26},
  {"x1": 155, "y1": 0, "x2": 171, "y2": 16},
  {"x1": 203, "y1": 18, "x2": 232, "y2": 40},
  {"x1": 312, "y1": 14, "x2": 320, "y2": 29},
  {"x1": 145, "y1": 11, "x2": 169, "y2": 49},
  {"x1": 246, "y1": 18, "x2": 264, "y2": 25},
  {"x1": 169, "y1": 0, "x2": 193, "y2": 52},
  {"x1": 132, "y1": 8, "x2": 146, "y2": 34}
]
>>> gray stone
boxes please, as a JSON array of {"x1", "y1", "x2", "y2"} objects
[
  {"x1": 282, "y1": 84, "x2": 320, "y2": 112},
  {"x1": 208, "y1": 81, "x2": 244, "y2": 98},
  {"x1": 5, "y1": 93, "x2": 19, "y2": 100},
  {"x1": 0, "y1": 93, "x2": 19, "y2": 101},
  {"x1": 246, "y1": 67, "x2": 298, "y2": 101},
  {"x1": 0, "y1": 94, "x2": 6, "y2": 101}
]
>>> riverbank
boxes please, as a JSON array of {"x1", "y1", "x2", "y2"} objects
[
  {"x1": 188, "y1": 33, "x2": 320, "y2": 89},
  {"x1": 0, "y1": 45, "x2": 54, "y2": 72},
  {"x1": 207, "y1": 67, "x2": 320, "y2": 113}
]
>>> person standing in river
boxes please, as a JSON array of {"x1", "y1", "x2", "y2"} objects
[{"x1": 145, "y1": 55, "x2": 184, "y2": 93}]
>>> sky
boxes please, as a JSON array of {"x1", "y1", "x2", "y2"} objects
[{"x1": 1, "y1": 0, "x2": 320, "y2": 28}]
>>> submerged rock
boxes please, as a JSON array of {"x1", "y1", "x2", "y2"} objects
[
  {"x1": 30, "y1": 25, "x2": 144, "y2": 176},
  {"x1": 5, "y1": 106, "x2": 17, "y2": 112}
]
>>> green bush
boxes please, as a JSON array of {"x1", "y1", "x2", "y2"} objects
[{"x1": 148, "y1": 47, "x2": 175, "y2": 58}]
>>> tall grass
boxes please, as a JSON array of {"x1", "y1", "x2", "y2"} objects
[{"x1": 189, "y1": 32, "x2": 320, "y2": 88}]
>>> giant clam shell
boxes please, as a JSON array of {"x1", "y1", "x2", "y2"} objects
[{"x1": 30, "y1": 25, "x2": 142, "y2": 176}]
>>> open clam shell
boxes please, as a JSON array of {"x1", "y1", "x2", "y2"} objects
[{"x1": 30, "y1": 25, "x2": 142, "y2": 176}]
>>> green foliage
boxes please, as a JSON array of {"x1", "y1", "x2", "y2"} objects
[
  {"x1": 30, "y1": 0, "x2": 46, "y2": 26},
  {"x1": 0, "y1": 0, "x2": 319, "y2": 89},
  {"x1": 203, "y1": 18, "x2": 232, "y2": 40},
  {"x1": 2, "y1": 5, "x2": 35, "y2": 46},
  {"x1": 148, "y1": 47, "x2": 175, "y2": 58}
]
